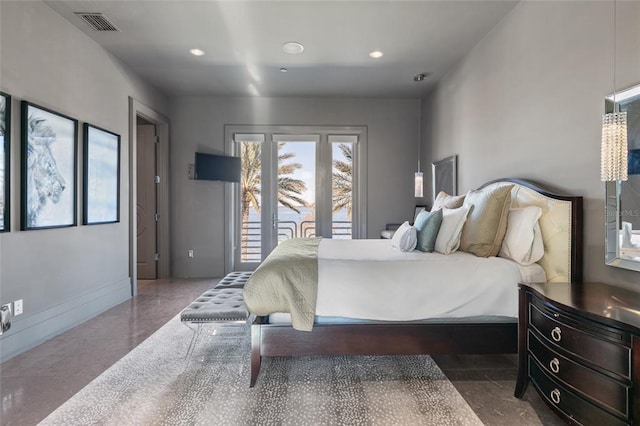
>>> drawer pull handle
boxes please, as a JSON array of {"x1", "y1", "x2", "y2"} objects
[
  {"x1": 550, "y1": 389, "x2": 561, "y2": 404},
  {"x1": 550, "y1": 358, "x2": 560, "y2": 373},
  {"x1": 551, "y1": 327, "x2": 562, "y2": 342}
]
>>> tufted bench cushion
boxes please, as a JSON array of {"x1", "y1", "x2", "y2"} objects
[
  {"x1": 214, "y1": 271, "x2": 253, "y2": 289},
  {"x1": 180, "y1": 288, "x2": 249, "y2": 323}
]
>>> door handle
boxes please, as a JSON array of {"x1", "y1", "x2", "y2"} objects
[{"x1": 272, "y1": 213, "x2": 277, "y2": 230}]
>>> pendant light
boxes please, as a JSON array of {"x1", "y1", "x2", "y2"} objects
[
  {"x1": 415, "y1": 170, "x2": 424, "y2": 198},
  {"x1": 601, "y1": 0, "x2": 628, "y2": 182},
  {"x1": 414, "y1": 73, "x2": 429, "y2": 197},
  {"x1": 415, "y1": 99, "x2": 423, "y2": 198}
]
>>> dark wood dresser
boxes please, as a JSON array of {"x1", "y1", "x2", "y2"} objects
[{"x1": 515, "y1": 282, "x2": 640, "y2": 425}]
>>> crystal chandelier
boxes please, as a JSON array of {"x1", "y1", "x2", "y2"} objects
[
  {"x1": 601, "y1": 111, "x2": 628, "y2": 181},
  {"x1": 600, "y1": 0, "x2": 628, "y2": 182}
]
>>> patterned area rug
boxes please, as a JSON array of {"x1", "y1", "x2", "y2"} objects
[{"x1": 41, "y1": 317, "x2": 483, "y2": 425}]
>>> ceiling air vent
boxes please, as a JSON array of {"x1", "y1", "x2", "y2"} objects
[{"x1": 75, "y1": 13, "x2": 119, "y2": 32}]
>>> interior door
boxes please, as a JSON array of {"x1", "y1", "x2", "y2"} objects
[{"x1": 136, "y1": 123, "x2": 157, "y2": 279}]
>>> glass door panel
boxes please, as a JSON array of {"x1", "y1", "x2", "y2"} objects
[
  {"x1": 331, "y1": 142, "x2": 353, "y2": 239},
  {"x1": 239, "y1": 140, "x2": 263, "y2": 264},
  {"x1": 274, "y1": 139, "x2": 316, "y2": 243},
  {"x1": 230, "y1": 128, "x2": 363, "y2": 271}
]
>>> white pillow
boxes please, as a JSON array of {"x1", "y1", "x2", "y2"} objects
[
  {"x1": 391, "y1": 221, "x2": 417, "y2": 252},
  {"x1": 499, "y1": 206, "x2": 544, "y2": 265},
  {"x1": 434, "y1": 206, "x2": 471, "y2": 254}
]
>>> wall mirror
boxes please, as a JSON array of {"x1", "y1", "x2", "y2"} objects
[{"x1": 605, "y1": 83, "x2": 640, "y2": 271}]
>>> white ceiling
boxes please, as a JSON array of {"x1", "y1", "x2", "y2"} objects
[{"x1": 45, "y1": 0, "x2": 519, "y2": 98}]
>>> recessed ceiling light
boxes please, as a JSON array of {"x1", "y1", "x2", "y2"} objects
[
  {"x1": 280, "y1": 67, "x2": 288, "y2": 73},
  {"x1": 190, "y1": 48, "x2": 205, "y2": 56},
  {"x1": 369, "y1": 50, "x2": 383, "y2": 59},
  {"x1": 282, "y1": 42, "x2": 304, "y2": 55}
]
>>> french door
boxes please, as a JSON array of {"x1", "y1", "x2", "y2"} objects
[{"x1": 226, "y1": 126, "x2": 367, "y2": 271}]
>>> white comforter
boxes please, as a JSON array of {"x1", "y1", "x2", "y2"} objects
[{"x1": 315, "y1": 239, "x2": 545, "y2": 320}]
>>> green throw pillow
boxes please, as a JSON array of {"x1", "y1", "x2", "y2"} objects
[
  {"x1": 460, "y1": 184, "x2": 514, "y2": 257},
  {"x1": 414, "y1": 209, "x2": 443, "y2": 252}
]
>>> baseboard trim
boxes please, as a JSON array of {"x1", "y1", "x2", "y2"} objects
[{"x1": 0, "y1": 278, "x2": 131, "y2": 363}]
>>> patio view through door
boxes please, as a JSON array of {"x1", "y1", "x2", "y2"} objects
[{"x1": 229, "y1": 127, "x2": 365, "y2": 271}]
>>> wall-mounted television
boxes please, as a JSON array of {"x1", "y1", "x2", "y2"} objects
[{"x1": 194, "y1": 152, "x2": 241, "y2": 182}]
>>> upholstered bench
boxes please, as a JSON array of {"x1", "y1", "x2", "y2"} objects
[
  {"x1": 213, "y1": 271, "x2": 253, "y2": 289},
  {"x1": 180, "y1": 287, "x2": 250, "y2": 359}
]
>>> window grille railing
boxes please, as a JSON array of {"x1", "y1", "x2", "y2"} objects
[{"x1": 240, "y1": 220, "x2": 352, "y2": 262}]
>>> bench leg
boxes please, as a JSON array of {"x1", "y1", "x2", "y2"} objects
[
  {"x1": 250, "y1": 322, "x2": 261, "y2": 387},
  {"x1": 185, "y1": 323, "x2": 203, "y2": 360}
]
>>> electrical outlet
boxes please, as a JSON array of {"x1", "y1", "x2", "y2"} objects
[
  {"x1": 188, "y1": 250, "x2": 194, "y2": 258},
  {"x1": 14, "y1": 299, "x2": 23, "y2": 316},
  {"x1": 187, "y1": 164, "x2": 195, "y2": 180},
  {"x1": 0, "y1": 303, "x2": 12, "y2": 334}
]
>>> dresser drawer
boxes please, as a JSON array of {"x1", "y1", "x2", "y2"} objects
[
  {"x1": 528, "y1": 330, "x2": 629, "y2": 419},
  {"x1": 529, "y1": 358, "x2": 627, "y2": 426},
  {"x1": 530, "y1": 303, "x2": 631, "y2": 378}
]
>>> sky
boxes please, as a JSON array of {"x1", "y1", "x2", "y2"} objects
[{"x1": 279, "y1": 140, "x2": 350, "y2": 206}]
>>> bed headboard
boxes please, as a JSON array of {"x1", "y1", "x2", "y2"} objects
[{"x1": 478, "y1": 178, "x2": 583, "y2": 283}]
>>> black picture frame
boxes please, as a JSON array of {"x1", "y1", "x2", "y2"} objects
[
  {"x1": 21, "y1": 101, "x2": 77, "y2": 230},
  {"x1": 1, "y1": 92, "x2": 11, "y2": 232},
  {"x1": 432, "y1": 155, "x2": 458, "y2": 202},
  {"x1": 83, "y1": 123, "x2": 120, "y2": 225},
  {"x1": 629, "y1": 149, "x2": 640, "y2": 175},
  {"x1": 413, "y1": 205, "x2": 427, "y2": 222}
]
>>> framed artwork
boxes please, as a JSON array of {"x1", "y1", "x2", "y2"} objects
[
  {"x1": 1, "y1": 92, "x2": 10, "y2": 232},
  {"x1": 21, "y1": 101, "x2": 77, "y2": 230},
  {"x1": 432, "y1": 154, "x2": 458, "y2": 203},
  {"x1": 413, "y1": 205, "x2": 427, "y2": 222},
  {"x1": 83, "y1": 123, "x2": 120, "y2": 225},
  {"x1": 629, "y1": 149, "x2": 640, "y2": 175}
]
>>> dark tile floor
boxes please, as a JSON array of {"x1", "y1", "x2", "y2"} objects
[
  {"x1": 1, "y1": 278, "x2": 563, "y2": 426},
  {"x1": 432, "y1": 354, "x2": 564, "y2": 425}
]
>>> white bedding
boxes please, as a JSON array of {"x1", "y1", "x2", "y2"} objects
[{"x1": 314, "y1": 239, "x2": 545, "y2": 321}]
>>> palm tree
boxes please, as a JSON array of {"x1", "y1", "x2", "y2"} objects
[
  {"x1": 240, "y1": 142, "x2": 262, "y2": 241},
  {"x1": 332, "y1": 143, "x2": 353, "y2": 218},
  {"x1": 240, "y1": 142, "x2": 308, "y2": 259},
  {"x1": 0, "y1": 99, "x2": 5, "y2": 135},
  {"x1": 276, "y1": 145, "x2": 308, "y2": 212}
]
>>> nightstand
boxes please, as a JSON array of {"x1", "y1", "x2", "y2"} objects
[
  {"x1": 380, "y1": 223, "x2": 400, "y2": 239},
  {"x1": 380, "y1": 205, "x2": 429, "y2": 239},
  {"x1": 515, "y1": 282, "x2": 640, "y2": 425}
]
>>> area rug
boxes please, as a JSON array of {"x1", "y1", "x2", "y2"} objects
[{"x1": 40, "y1": 316, "x2": 483, "y2": 425}]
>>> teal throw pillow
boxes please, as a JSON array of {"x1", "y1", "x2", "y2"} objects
[{"x1": 413, "y1": 209, "x2": 443, "y2": 252}]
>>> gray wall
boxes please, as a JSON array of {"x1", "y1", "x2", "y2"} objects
[
  {"x1": 170, "y1": 97, "x2": 420, "y2": 278},
  {"x1": 0, "y1": 1, "x2": 169, "y2": 361},
  {"x1": 422, "y1": 1, "x2": 640, "y2": 287}
]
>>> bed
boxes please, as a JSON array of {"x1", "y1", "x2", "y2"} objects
[{"x1": 245, "y1": 178, "x2": 583, "y2": 387}]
